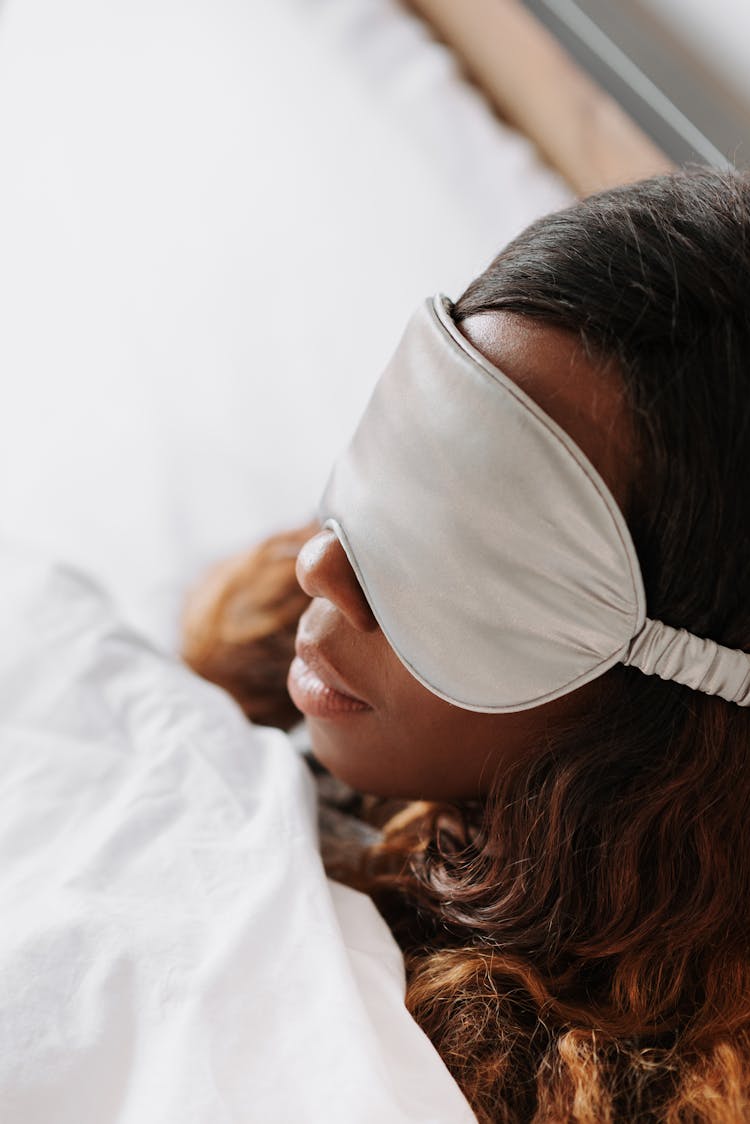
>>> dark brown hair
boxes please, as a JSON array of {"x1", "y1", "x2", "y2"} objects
[{"x1": 355, "y1": 169, "x2": 750, "y2": 1122}]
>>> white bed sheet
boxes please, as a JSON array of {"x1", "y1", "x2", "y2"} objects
[
  {"x1": 0, "y1": 1, "x2": 572, "y2": 1119},
  {"x1": 0, "y1": 543, "x2": 476, "y2": 1123}
]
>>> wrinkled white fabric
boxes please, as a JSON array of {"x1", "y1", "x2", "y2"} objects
[
  {"x1": 0, "y1": 544, "x2": 476, "y2": 1124},
  {"x1": 0, "y1": 1, "x2": 575, "y2": 1117},
  {"x1": 0, "y1": 2, "x2": 576, "y2": 1118}
]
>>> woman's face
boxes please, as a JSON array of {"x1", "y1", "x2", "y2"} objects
[{"x1": 289, "y1": 311, "x2": 633, "y2": 799}]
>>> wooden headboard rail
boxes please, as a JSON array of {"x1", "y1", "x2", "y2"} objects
[{"x1": 407, "y1": 0, "x2": 674, "y2": 196}]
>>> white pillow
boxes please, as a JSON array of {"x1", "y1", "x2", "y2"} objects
[{"x1": 0, "y1": 0, "x2": 571, "y2": 650}]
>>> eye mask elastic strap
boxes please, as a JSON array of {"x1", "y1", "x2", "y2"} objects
[{"x1": 623, "y1": 617, "x2": 750, "y2": 705}]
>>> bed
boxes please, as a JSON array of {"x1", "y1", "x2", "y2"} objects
[{"x1": 0, "y1": 1, "x2": 669, "y2": 1120}]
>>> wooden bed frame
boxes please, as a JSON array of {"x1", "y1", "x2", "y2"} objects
[{"x1": 407, "y1": 0, "x2": 674, "y2": 196}]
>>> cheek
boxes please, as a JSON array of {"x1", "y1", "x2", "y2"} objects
[
  {"x1": 374, "y1": 667, "x2": 533, "y2": 797},
  {"x1": 306, "y1": 672, "x2": 523, "y2": 800},
  {"x1": 392, "y1": 704, "x2": 514, "y2": 799},
  {"x1": 305, "y1": 711, "x2": 395, "y2": 794},
  {"x1": 304, "y1": 668, "x2": 434, "y2": 796}
]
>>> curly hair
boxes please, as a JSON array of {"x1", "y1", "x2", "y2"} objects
[
  {"x1": 345, "y1": 169, "x2": 750, "y2": 1122},
  {"x1": 183, "y1": 168, "x2": 750, "y2": 1121}
]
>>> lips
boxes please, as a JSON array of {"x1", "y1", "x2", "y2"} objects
[{"x1": 288, "y1": 642, "x2": 372, "y2": 719}]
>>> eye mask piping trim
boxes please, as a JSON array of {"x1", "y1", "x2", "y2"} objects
[{"x1": 431, "y1": 293, "x2": 647, "y2": 634}]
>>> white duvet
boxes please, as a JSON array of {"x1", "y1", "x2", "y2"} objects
[
  {"x1": 0, "y1": 544, "x2": 476, "y2": 1122},
  {"x1": 0, "y1": 0, "x2": 572, "y2": 1118}
]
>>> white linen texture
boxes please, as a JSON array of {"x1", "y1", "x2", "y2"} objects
[{"x1": 0, "y1": 544, "x2": 476, "y2": 1123}]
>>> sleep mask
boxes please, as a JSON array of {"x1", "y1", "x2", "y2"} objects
[{"x1": 318, "y1": 295, "x2": 750, "y2": 712}]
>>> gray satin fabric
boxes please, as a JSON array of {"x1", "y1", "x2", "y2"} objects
[
  {"x1": 318, "y1": 294, "x2": 750, "y2": 712},
  {"x1": 624, "y1": 618, "x2": 750, "y2": 705}
]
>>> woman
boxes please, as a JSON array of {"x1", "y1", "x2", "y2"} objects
[{"x1": 182, "y1": 168, "x2": 750, "y2": 1122}]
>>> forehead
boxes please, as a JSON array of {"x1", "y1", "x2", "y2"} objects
[{"x1": 456, "y1": 310, "x2": 634, "y2": 512}]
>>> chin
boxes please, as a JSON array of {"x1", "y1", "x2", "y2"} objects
[{"x1": 306, "y1": 721, "x2": 404, "y2": 798}]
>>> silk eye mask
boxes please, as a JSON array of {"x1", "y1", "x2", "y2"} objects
[{"x1": 317, "y1": 295, "x2": 750, "y2": 713}]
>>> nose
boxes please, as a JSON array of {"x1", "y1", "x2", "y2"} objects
[{"x1": 296, "y1": 528, "x2": 378, "y2": 633}]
